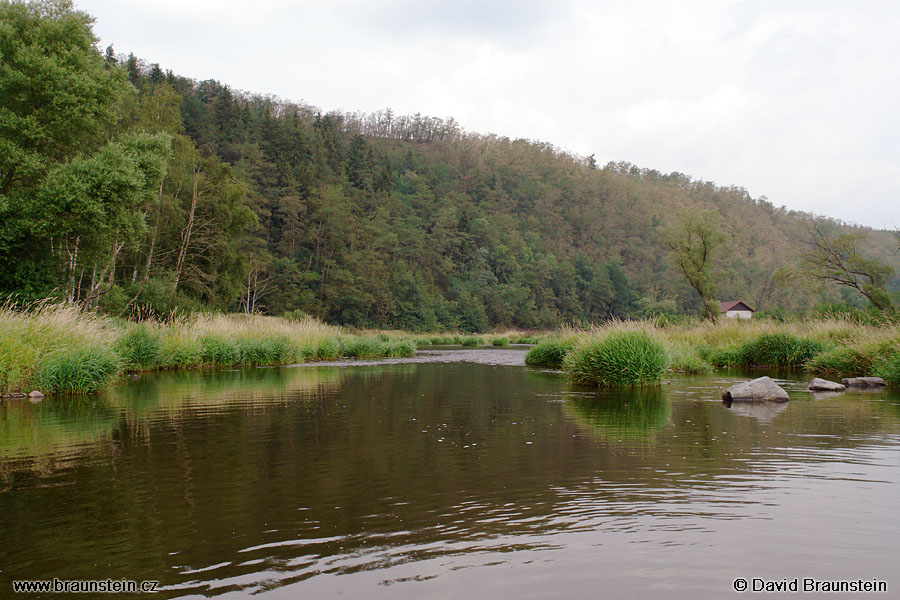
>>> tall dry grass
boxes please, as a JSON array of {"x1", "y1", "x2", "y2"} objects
[
  {"x1": 529, "y1": 317, "x2": 900, "y2": 381},
  {"x1": 0, "y1": 301, "x2": 120, "y2": 394},
  {"x1": 1, "y1": 304, "x2": 411, "y2": 394}
]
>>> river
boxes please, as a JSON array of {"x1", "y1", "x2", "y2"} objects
[{"x1": 1, "y1": 347, "x2": 899, "y2": 598}]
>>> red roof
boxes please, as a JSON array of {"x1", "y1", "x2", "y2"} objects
[{"x1": 720, "y1": 301, "x2": 755, "y2": 312}]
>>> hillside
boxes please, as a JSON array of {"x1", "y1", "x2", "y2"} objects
[{"x1": 2, "y1": 2, "x2": 898, "y2": 330}]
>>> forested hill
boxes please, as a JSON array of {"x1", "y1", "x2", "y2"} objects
[{"x1": 2, "y1": 2, "x2": 898, "y2": 330}]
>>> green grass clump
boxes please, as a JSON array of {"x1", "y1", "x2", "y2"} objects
[
  {"x1": 452, "y1": 335, "x2": 462, "y2": 344},
  {"x1": 563, "y1": 331, "x2": 667, "y2": 387},
  {"x1": 415, "y1": 338, "x2": 432, "y2": 346},
  {"x1": 665, "y1": 344, "x2": 712, "y2": 373},
  {"x1": 384, "y1": 339, "x2": 416, "y2": 357},
  {"x1": 342, "y1": 337, "x2": 417, "y2": 358},
  {"x1": 705, "y1": 344, "x2": 746, "y2": 367},
  {"x1": 490, "y1": 336, "x2": 510, "y2": 347},
  {"x1": 525, "y1": 339, "x2": 574, "y2": 368},
  {"x1": 199, "y1": 336, "x2": 241, "y2": 366},
  {"x1": 1, "y1": 336, "x2": 36, "y2": 393},
  {"x1": 156, "y1": 334, "x2": 202, "y2": 369},
  {"x1": 343, "y1": 337, "x2": 388, "y2": 358},
  {"x1": 441, "y1": 336, "x2": 455, "y2": 344},
  {"x1": 430, "y1": 336, "x2": 445, "y2": 345},
  {"x1": 36, "y1": 348, "x2": 120, "y2": 394},
  {"x1": 461, "y1": 336, "x2": 481, "y2": 347},
  {"x1": 806, "y1": 346, "x2": 876, "y2": 376},
  {"x1": 739, "y1": 333, "x2": 824, "y2": 368},
  {"x1": 877, "y1": 351, "x2": 900, "y2": 387},
  {"x1": 313, "y1": 338, "x2": 342, "y2": 360},
  {"x1": 239, "y1": 337, "x2": 293, "y2": 365},
  {"x1": 512, "y1": 336, "x2": 540, "y2": 344},
  {"x1": 116, "y1": 325, "x2": 160, "y2": 368}
]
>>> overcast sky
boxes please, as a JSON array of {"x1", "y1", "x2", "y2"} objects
[{"x1": 77, "y1": 0, "x2": 900, "y2": 230}]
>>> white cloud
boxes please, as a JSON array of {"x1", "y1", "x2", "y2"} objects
[{"x1": 77, "y1": 0, "x2": 900, "y2": 229}]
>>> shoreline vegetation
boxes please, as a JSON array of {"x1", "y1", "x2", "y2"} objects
[
  {"x1": 0, "y1": 302, "x2": 536, "y2": 395},
  {"x1": 526, "y1": 318, "x2": 900, "y2": 387},
  {"x1": 1, "y1": 302, "x2": 899, "y2": 395}
]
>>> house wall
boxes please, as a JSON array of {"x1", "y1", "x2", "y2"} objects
[{"x1": 725, "y1": 310, "x2": 752, "y2": 319}]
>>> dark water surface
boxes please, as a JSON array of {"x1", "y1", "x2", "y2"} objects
[{"x1": 2, "y1": 348, "x2": 899, "y2": 598}]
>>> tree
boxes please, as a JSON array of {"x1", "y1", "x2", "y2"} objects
[
  {"x1": 33, "y1": 133, "x2": 171, "y2": 303},
  {"x1": 801, "y1": 219, "x2": 894, "y2": 311},
  {"x1": 663, "y1": 209, "x2": 726, "y2": 321},
  {"x1": 0, "y1": 0, "x2": 126, "y2": 196},
  {"x1": 0, "y1": 0, "x2": 135, "y2": 297}
]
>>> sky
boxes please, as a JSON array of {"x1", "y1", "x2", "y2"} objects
[{"x1": 77, "y1": 0, "x2": 900, "y2": 230}]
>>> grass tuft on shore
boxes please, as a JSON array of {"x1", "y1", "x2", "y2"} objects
[
  {"x1": 563, "y1": 330, "x2": 668, "y2": 387},
  {"x1": 524, "y1": 338, "x2": 575, "y2": 368},
  {"x1": 36, "y1": 348, "x2": 120, "y2": 394}
]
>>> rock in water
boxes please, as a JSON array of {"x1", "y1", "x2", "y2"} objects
[
  {"x1": 722, "y1": 376, "x2": 789, "y2": 402},
  {"x1": 841, "y1": 377, "x2": 886, "y2": 388},
  {"x1": 27, "y1": 390, "x2": 45, "y2": 399},
  {"x1": 807, "y1": 378, "x2": 846, "y2": 392}
]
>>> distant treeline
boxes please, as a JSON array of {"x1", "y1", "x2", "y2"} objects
[{"x1": 2, "y1": 1, "x2": 898, "y2": 331}]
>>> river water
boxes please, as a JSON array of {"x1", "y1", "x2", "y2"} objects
[{"x1": 1, "y1": 347, "x2": 899, "y2": 598}]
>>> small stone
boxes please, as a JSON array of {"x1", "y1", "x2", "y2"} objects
[
  {"x1": 841, "y1": 377, "x2": 886, "y2": 388},
  {"x1": 27, "y1": 390, "x2": 45, "y2": 399},
  {"x1": 722, "y1": 376, "x2": 789, "y2": 402},
  {"x1": 807, "y1": 378, "x2": 846, "y2": 392}
]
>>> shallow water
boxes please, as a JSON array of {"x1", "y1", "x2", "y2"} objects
[{"x1": 1, "y1": 348, "x2": 899, "y2": 598}]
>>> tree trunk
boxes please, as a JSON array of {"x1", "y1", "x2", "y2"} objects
[{"x1": 173, "y1": 167, "x2": 200, "y2": 297}]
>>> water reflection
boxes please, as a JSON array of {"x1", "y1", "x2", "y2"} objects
[
  {"x1": 721, "y1": 399, "x2": 788, "y2": 421},
  {"x1": 1, "y1": 358, "x2": 899, "y2": 599},
  {"x1": 562, "y1": 388, "x2": 670, "y2": 442}
]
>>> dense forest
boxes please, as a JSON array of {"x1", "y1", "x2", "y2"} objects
[{"x1": 2, "y1": 1, "x2": 899, "y2": 331}]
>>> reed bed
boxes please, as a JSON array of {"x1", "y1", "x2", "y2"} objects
[
  {"x1": 527, "y1": 317, "x2": 900, "y2": 386},
  {"x1": 0, "y1": 303, "x2": 416, "y2": 395},
  {"x1": 1, "y1": 301, "x2": 120, "y2": 394},
  {"x1": 563, "y1": 329, "x2": 668, "y2": 387},
  {"x1": 4, "y1": 304, "x2": 899, "y2": 394},
  {"x1": 524, "y1": 337, "x2": 577, "y2": 368}
]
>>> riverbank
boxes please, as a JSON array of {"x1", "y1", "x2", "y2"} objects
[
  {"x1": 526, "y1": 318, "x2": 900, "y2": 386},
  {"x1": 0, "y1": 303, "x2": 422, "y2": 395},
  {"x1": 3, "y1": 303, "x2": 899, "y2": 394}
]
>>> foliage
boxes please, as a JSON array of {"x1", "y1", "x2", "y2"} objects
[
  {"x1": 0, "y1": 303, "x2": 419, "y2": 392},
  {"x1": 35, "y1": 347, "x2": 120, "y2": 393},
  {"x1": 662, "y1": 209, "x2": 726, "y2": 321},
  {"x1": 199, "y1": 336, "x2": 241, "y2": 366},
  {"x1": 563, "y1": 331, "x2": 668, "y2": 387},
  {"x1": 806, "y1": 346, "x2": 877, "y2": 376},
  {"x1": 877, "y1": 352, "x2": 900, "y2": 387},
  {"x1": 116, "y1": 325, "x2": 160, "y2": 368},
  {"x1": 490, "y1": 336, "x2": 510, "y2": 347},
  {"x1": 738, "y1": 333, "x2": 824, "y2": 368},
  {"x1": 0, "y1": 300, "x2": 116, "y2": 393},
  {"x1": 3, "y1": 3, "x2": 900, "y2": 330},
  {"x1": 524, "y1": 338, "x2": 575, "y2": 368},
  {"x1": 801, "y1": 219, "x2": 895, "y2": 312},
  {"x1": 665, "y1": 343, "x2": 712, "y2": 373}
]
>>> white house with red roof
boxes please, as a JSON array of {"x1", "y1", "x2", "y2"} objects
[{"x1": 720, "y1": 301, "x2": 755, "y2": 319}]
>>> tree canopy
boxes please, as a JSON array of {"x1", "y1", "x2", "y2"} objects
[{"x1": 1, "y1": 1, "x2": 898, "y2": 327}]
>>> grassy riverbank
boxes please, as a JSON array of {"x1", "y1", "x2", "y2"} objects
[
  {"x1": 4, "y1": 303, "x2": 899, "y2": 394},
  {"x1": 526, "y1": 318, "x2": 900, "y2": 387},
  {"x1": 0, "y1": 303, "x2": 416, "y2": 395}
]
